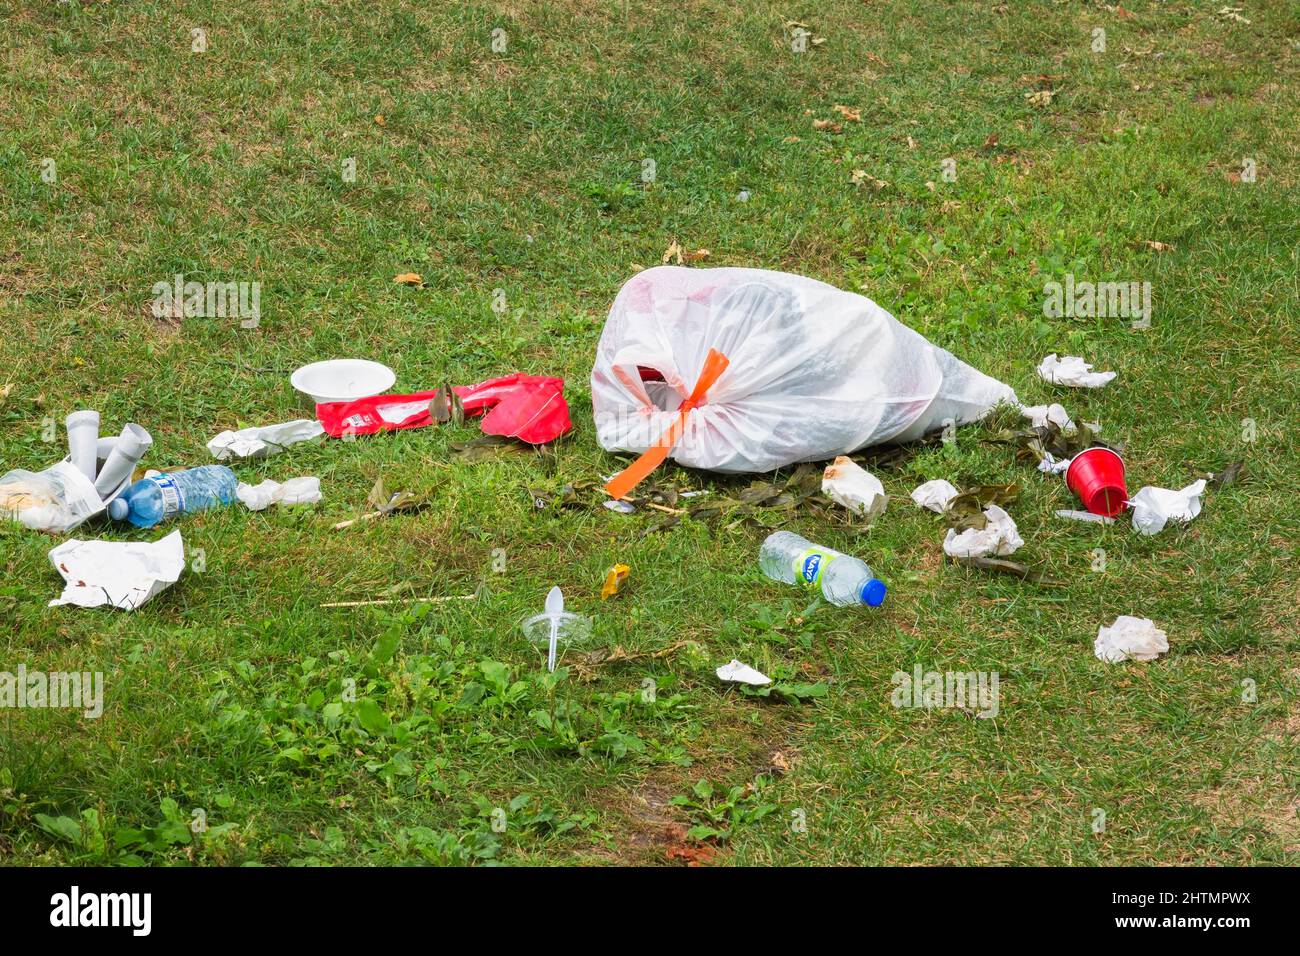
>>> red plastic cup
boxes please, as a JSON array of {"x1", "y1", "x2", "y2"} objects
[{"x1": 1065, "y1": 447, "x2": 1128, "y2": 517}]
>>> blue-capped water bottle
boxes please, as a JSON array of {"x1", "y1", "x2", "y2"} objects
[
  {"x1": 758, "y1": 530, "x2": 886, "y2": 607},
  {"x1": 107, "y1": 465, "x2": 238, "y2": 528}
]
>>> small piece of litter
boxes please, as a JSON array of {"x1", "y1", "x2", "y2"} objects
[
  {"x1": 1095, "y1": 615, "x2": 1168, "y2": 663},
  {"x1": 47, "y1": 530, "x2": 185, "y2": 611},
  {"x1": 943, "y1": 504, "x2": 1024, "y2": 558},
  {"x1": 1036, "y1": 354, "x2": 1117, "y2": 389},
  {"x1": 716, "y1": 659, "x2": 772, "y2": 686},
  {"x1": 603, "y1": 499, "x2": 636, "y2": 514},
  {"x1": 822, "y1": 456, "x2": 887, "y2": 521},
  {"x1": 1038, "y1": 452, "x2": 1073, "y2": 475},
  {"x1": 1128, "y1": 479, "x2": 1207, "y2": 535},
  {"x1": 910, "y1": 479, "x2": 959, "y2": 513},
  {"x1": 237, "y1": 477, "x2": 322, "y2": 512},
  {"x1": 1019, "y1": 402, "x2": 1076, "y2": 433},
  {"x1": 600, "y1": 563, "x2": 630, "y2": 600},
  {"x1": 208, "y1": 419, "x2": 324, "y2": 461},
  {"x1": 1055, "y1": 509, "x2": 1115, "y2": 524}
]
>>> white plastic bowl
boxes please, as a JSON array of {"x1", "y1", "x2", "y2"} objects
[{"x1": 291, "y1": 359, "x2": 395, "y2": 405}]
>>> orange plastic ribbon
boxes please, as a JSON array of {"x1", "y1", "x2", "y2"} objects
[{"x1": 605, "y1": 349, "x2": 730, "y2": 501}]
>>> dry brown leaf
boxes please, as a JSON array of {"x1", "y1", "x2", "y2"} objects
[
  {"x1": 1025, "y1": 90, "x2": 1054, "y2": 107},
  {"x1": 812, "y1": 118, "x2": 842, "y2": 133},
  {"x1": 661, "y1": 240, "x2": 683, "y2": 265},
  {"x1": 1140, "y1": 240, "x2": 1173, "y2": 252},
  {"x1": 906, "y1": 135, "x2": 918, "y2": 150},
  {"x1": 1115, "y1": 4, "x2": 1135, "y2": 19},
  {"x1": 782, "y1": 135, "x2": 802, "y2": 144},
  {"x1": 682, "y1": 248, "x2": 711, "y2": 263},
  {"x1": 393, "y1": 272, "x2": 424, "y2": 287},
  {"x1": 983, "y1": 132, "x2": 1000, "y2": 149},
  {"x1": 833, "y1": 104, "x2": 862, "y2": 122},
  {"x1": 374, "y1": 114, "x2": 386, "y2": 126},
  {"x1": 850, "y1": 169, "x2": 889, "y2": 189}
]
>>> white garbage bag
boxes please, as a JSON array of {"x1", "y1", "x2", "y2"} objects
[{"x1": 592, "y1": 267, "x2": 1016, "y2": 474}]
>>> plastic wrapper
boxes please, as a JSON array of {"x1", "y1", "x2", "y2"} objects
[{"x1": 0, "y1": 460, "x2": 104, "y2": 534}]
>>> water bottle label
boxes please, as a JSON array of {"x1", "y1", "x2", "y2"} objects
[
  {"x1": 151, "y1": 474, "x2": 185, "y2": 518},
  {"x1": 795, "y1": 548, "x2": 837, "y2": 588}
]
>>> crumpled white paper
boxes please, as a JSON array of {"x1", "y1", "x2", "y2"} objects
[
  {"x1": 1037, "y1": 354, "x2": 1116, "y2": 389},
  {"x1": 822, "y1": 456, "x2": 887, "y2": 522},
  {"x1": 47, "y1": 530, "x2": 184, "y2": 610},
  {"x1": 716, "y1": 659, "x2": 772, "y2": 686},
  {"x1": 208, "y1": 419, "x2": 324, "y2": 461},
  {"x1": 1094, "y1": 615, "x2": 1168, "y2": 663},
  {"x1": 910, "y1": 479, "x2": 959, "y2": 513},
  {"x1": 943, "y1": 504, "x2": 1025, "y2": 558},
  {"x1": 1020, "y1": 402, "x2": 1076, "y2": 433},
  {"x1": 1037, "y1": 452, "x2": 1073, "y2": 476},
  {"x1": 236, "y1": 476, "x2": 322, "y2": 512},
  {"x1": 1128, "y1": 479, "x2": 1207, "y2": 535}
]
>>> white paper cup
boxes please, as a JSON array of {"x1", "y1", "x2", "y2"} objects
[
  {"x1": 65, "y1": 410, "x2": 100, "y2": 482},
  {"x1": 94, "y1": 423, "x2": 153, "y2": 497}
]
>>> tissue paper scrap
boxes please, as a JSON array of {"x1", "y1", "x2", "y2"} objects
[
  {"x1": 1037, "y1": 354, "x2": 1116, "y2": 389},
  {"x1": 237, "y1": 477, "x2": 322, "y2": 512},
  {"x1": 910, "y1": 479, "x2": 959, "y2": 513},
  {"x1": 943, "y1": 505, "x2": 1025, "y2": 558},
  {"x1": 208, "y1": 419, "x2": 324, "y2": 461},
  {"x1": 1129, "y1": 479, "x2": 1207, "y2": 535},
  {"x1": 716, "y1": 660, "x2": 772, "y2": 686},
  {"x1": 1020, "y1": 402, "x2": 1076, "y2": 433},
  {"x1": 822, "y1": 456, "x2": 887, "y2": 522},
  {"x1": 47, "y1": 530, "x2": 184, "y2": 610},
  {"x1": 1095, "y1": 615, "x2": 1168, "y2": 663}
]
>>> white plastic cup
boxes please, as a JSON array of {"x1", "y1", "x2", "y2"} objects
[
  {"x1": 65, "y1": 410, "x2": 101, "y2": 482},
  {"x1": 94, "y1": 423, "x2": 153, "y2": 497}
]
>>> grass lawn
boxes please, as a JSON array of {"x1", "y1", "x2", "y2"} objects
[{"x1": 1, "y1": 0, "x2": 1297, "y2": 865}]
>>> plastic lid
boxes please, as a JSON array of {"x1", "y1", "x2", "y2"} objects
[
  {"x1": 859, "y1": 578, "x2": 887, "y2": 607},
  {"x1": 107, "y1": 498, "x2": 128, "y2": 521}
]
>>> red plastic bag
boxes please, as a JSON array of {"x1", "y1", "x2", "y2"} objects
[{"x1": 316, "y1": 374, "x2": 572, "y2": 444}]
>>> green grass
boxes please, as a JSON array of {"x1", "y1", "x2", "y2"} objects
[{"x1": 1, "y1": 0, "x2": 1297, "y2": 865}]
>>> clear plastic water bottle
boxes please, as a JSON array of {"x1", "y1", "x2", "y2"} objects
[
  {"x1": 759, "y1": 530, "x2": 887, "y2": 607},
  {"x1": 107, "y1": 465, "x2": 238, "y2": 528}
]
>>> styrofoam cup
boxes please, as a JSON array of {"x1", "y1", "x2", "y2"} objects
[{"x1": 65, "y1": 410, "x2": 100, "y2": 482}]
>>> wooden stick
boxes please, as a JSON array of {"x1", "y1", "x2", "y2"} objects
[{"x1": 320, "y1": 594, "x2": 477, "y2": 608}]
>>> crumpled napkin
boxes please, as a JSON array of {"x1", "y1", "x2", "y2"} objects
[
  {"x1": 1094, "y1": 615, "x2": 1168, "y2": 663},
  {"x1": 1037, "y1": 452, "x2": 1073, "y2": 475},
  {"x1": 943, "y1": 504, "x2": 1025, "y2": 558},
  {"x1": 1037, "y1": 354, "x2": 1117, "y2": 388},
  {"x1": 1019, "y1": 402, "x2": 1076, "y2": 433},
  {"x1": 236, "y1": 476, "x2": 322, "y2": 512},
  {"x1": 47, "y1": 530, "x2": 185, "y2": 610},
  {"x1": 822, "y1": 456, "x2": 887, "y2": 522},
  {"x1": 208, "y1": 419, "x2": 324, "y2": 461},
  {"x1": 716, "y1": 660, "x2": 772, "y2": 686},
  {"x1": 1129, "y1": 479, "x2": 1206, "y2": 535},
  {"x1": 910, "y1": 479, "x2": 959, "y2": 513}
]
